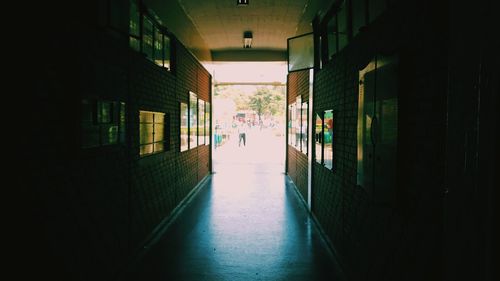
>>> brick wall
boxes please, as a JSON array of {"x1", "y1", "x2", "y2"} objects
[
  {"x1": 286, "y1": 70, "x2": 309, "y2": 201},
  {"x1": 28, "y1": 6, "x2": 212, "y2": 280},
  {"x1": 311, "y1": 2, "x2": 448, "y2": 281}
]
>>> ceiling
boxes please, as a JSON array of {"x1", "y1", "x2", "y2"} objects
[{"x1": 145, "y1": 0, "x2": 334, "y2": 61}]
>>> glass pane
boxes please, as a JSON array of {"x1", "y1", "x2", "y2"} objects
[
  {"x1": 189, "y1": 92, "x2": 198, "y2": 148},
  {"x1": 98, "y1": 101, "x2": 112, "y2": 123},
  {"x1": 324, "y1": 110, "x2": 333, "y2": 169},
  {"x1": 295, "y1": 96, "x2": 302, "y2": 149},
  {"x1": 154, "y1": 112, "x2": 165, "y2": 124},
  {"x1": 129, "y1": 0, "x2": 140, "y2": 37},
  {"x1": 301, "y1": 102, "x2": 308, "y2": 154},
  {"x1": 164, "y1": 35, "x2": 171, "y2": 70},
  {"x1": 338, "y1": 2, "x2": 348, "y2": 51},
  {"x1": 140, "y1": 144, "x2": 153, "y2": 156},
  {"x1": 154, "y1": 123, "x2": 164, "y2": 142},
  {"x1": 140, "y1": 123, "x2": 153, "y2": 145},
  {"x1": 143, "y1": 17, "x2": 154, "y2": 59},
  {"x1": 119, "y1": 102, "x2": 126, "y2": 144},
  {"x1": 154, "y1": 27, "x2": 163, "y2": 67},
  {"x1": 140, "y1": 111, "x2": 154, "y2": 123},
  {"x1": 180, "y1": 103, "x2": 189, "y2": 151},
  {"x1": 205, "y1": 102, "x2": 210, "y2": 144},
  {"x1": 288, "y1": 105, "x2": 293, "y2": 145},
  {"x1": 130, "y1": 37, "x2": 140, "y2": 52},
  {"x1": 153, "y1": 142, "x2": 164, "y2": 153},
  {"x1": 198, "y1": 100, "x2": 205, "y2": 145},
  {"x1": 108, "y1": 125, "x2": 119, "y2": 144},
  {"x1": 291, "y1": 104, "x2": 296, "y2": 146},
  {"x1": 288, "y1": 33, "x2": 314, "y2": 72},
  {"x1": 315, "y1": 113, "x2": 323, "y2": 163}
]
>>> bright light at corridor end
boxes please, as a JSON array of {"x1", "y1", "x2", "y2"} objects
[{"x1": 203, "y1": 62, "x2": 287, "y2": 84}]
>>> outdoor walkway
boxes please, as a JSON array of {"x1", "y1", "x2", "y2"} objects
[{"x1": 125, "y1": 129, "x2": 344, "y2": 280}]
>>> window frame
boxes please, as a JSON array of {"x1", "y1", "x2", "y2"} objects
[
  {"x1": 301, "y1": 101, "x2": 308, "y2": 155},
  {"x1": 180, "y1": 102, "x2": 189, "y2": 152},
  {"x1": 205, "y1": 102, "x2": 211, "y2": 145},
  {"x1": 288, "y1": 104, "x2": 293, "y2": 145},
  {"x1": 198, "y1": 99, "x2": 205, "y2": 145},
  {"x1": 129, "y1": 0, "x2": 172, "y2": 71},
  {"x1": 81, "y1": 99, "x2": 125, "y2": 148},
  {"x1": 287, "y1": 32, "x2": 315, "y2": 73},
  {"x1": 314, "y1": 112, "x2": 324, "y2": 164},
  {"x1": 139, "y1": 110, "x2": 167, "y2": 156},
  {"x1": 189, "y1": 91, "x2": 198, "y2": 149},
  {"x1": 320, "y1": 0, "x2": 353, "y2": 64},
  {"x1": 323, "y1": 109, "x2": 334, "y2": 170},
  {"x1": 294, "y1": 96, "x2": 302, "y2": 150}
]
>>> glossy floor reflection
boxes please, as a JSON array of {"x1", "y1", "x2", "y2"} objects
[{"x1": 125, "y1": 131, "x2": 344, "y2": 280}]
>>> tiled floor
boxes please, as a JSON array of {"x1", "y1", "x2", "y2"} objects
[{"x1": 124, "y1": 130, "x2": 344, "y2": 280}]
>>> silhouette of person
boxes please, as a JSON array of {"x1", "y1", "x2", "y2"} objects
[{"x1": 238, "y1": 122, "x2": 247, "y2": 147}]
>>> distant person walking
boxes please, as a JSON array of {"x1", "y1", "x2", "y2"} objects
[{"x1": 238, "y1": 122, "x2": 247, "y2": 147}]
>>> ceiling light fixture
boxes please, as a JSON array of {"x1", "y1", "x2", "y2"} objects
[
  {"x1": 237, "y1": 0, "x2": 249, "y2": 6},
  {"x1": 243, "y1": 31, "x2": 253, "y2": 48}
]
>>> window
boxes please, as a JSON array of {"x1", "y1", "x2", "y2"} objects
[
  {"x1": 301, "y1": 102, "x2": 308, "y2": 154},
  {"x1": 129, "y1": 1, "x2": 171, "y2": 70},
  {"x1": 290, "y1": 103, "x2": 296, "y2": 146},
  {"x1": 180, "y1": 102, "x2": 189, "y2": 152},
  {"x1": 287, "y1": 33, "x2": 314, "y2": 72},
  {"x1": 163, "y1": 35, "x2": 171, "y2": 70},
  {"x1": 205, "y1": 102, "x2": 210, "y2": 144},
  {"x1": 324, "y1": 110, "x2": 334, "y2": 170},
  {"x1": 129, "y1": 0, "x2": 140, "y2": 51},
  {"x1": 81, "y1": 100, "x2": 125, "y2": 148},
  {"x1": 288, "y1": 104, "x2": 293, "y2": 145},
  {"x1": 315, "y1": 113, "x2": 323, "y2": 164},
  {"x1": 295, "y1": 96, "x2": 302, "y2": 149},
  {"x1": 154, "y1": 26, "x2": 163, "y2": 67},
  {"x1": 325, "y1": 0, "x2": 349, "y2": 60},
  {"x1": 142, "y1": 17, "x2": 154, "y2": 59},
  {"x1": 198, "y1": 99, "x2": 205, "y2": 145},
  {"x1": 139, "y1": 111, "x2": 166, "y2": 156},
  {"x1": 189, "y1": 92, "x2": 198, "y2": 149}
]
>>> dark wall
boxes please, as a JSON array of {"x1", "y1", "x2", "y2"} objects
[
  {"x1": 25, "y1": 2, "x2": 211, "y2": 281},
  {"x1": 286, "y1": 1, "x2": 497, "y2": 280},
  {"x1": 291, "y1": 1, "x2": 450, "y2": 281},
  {"x1": 444, "y1": 1, "x2": 498, "y2": 280}
]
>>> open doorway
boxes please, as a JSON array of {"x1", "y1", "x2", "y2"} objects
[{"x1": 204, "y1": 62, "x2": 287, "y2": 174}]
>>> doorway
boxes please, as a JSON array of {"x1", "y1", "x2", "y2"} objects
[{"x1": 204, "y1": 62, "x2": 288, "y2": 174}]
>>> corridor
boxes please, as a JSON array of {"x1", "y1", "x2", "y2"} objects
[
  {"x1": 27, "y1": 1, "x2": 497, "y2": 280},
  {"x1": 125, "y1": 131, "x2": 344, "y2": 280}
]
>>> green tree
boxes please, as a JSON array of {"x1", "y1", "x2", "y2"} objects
[{"x1": 249, "y1": 87, "x2": 284, "y2": 121}]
